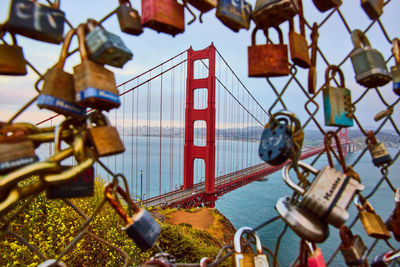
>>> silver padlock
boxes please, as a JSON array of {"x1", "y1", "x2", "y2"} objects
[
  {"x1": 282, "y1": 161, "x2": 364, "y2": 227},
  {"x1": 233, "y1": 227, "x2": 269, "y2": 267}
]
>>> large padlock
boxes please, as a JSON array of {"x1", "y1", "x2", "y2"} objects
[
  {"x1": 371, "y1": 250, "x2": 400, "y2": 267},
  {"x1": 141, "y1": 0, "x2": 185, "y2": 37},
  {"x1": 0, "y1": 31, "x2": 27, "y2": 75},
  {"x1": 361, "y1": 0, "x2": 384, "y2": 20},
  {"x1": 187, "y1": 0, "x2": 216, "y2": 14},
  {"x1": 289, "y1": 0, "x2": 310, "y2": 69},
  {"x1": 233, "y1": 227, "x2": 269, "y2": 267},
  {"x1": 37, "y1": 29, "x2": 85, "y2": 118},
  {"x1": 85, "y1": 19, "x2": 133, "y2": 68},
  {"x1": 311, "y1": 0, "x2": 341, "y2": 12},
  {"x1": 355, "y1": 195, "x2": 391, "y2": 239},
  {"x1": 116, "y1": 0, "x2": 143, "y2": 36},
  {"x1": 73, "y1": 24, "x2": 120, "y2": 111},
  {"x1": 322, "y1": 65, "x2": 354, "y2": 127},
  {"x1": 5, "y1": 0, "x2": 65, "y2": 44},
  {"x1": 216, "y1": 0, "x2": 252, "y2": 33},
  {"x1": 275, "y1": 196, "x2": 329, "y2": 243},
  {"x1": 366, "y1": 131, "x2": 392, "y2": 167},
  {"x1": 248, "y1": 27, "x2": 289, "y2": 78},
  {"x1": 251, "y1": 0, "x2": 298, "y2": 28},
  {"x1": 105, "y1": 183, "x2": 161, "y2": 251},
  {"x1": 306, "y1": 241, "x2": 326, "y2": 267},
  {"x1": 350, "y1": 29, "x2": 391, "y2": 88},
  {"x1": 339, "y1": 225, "x2": 368, "y2": 266},
  {"x1": 391, "y1": 38, "x2": 400, "y2": 96},
  {"x1": 87, "y1": 111, "x2": 125, "y2": 157}
]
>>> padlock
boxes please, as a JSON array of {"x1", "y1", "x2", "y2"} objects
[
  {"x1": 37, "y1": 29, "x2": 86, "y2": 118},
  {"x1": 339, "y1": 225, "x2": 367, "y2": 266},
  {"x1": 350, "y1": 29, "x2": 392, "y2": 88},
  {"x1": 248, "y1": 27, "x2": 289, "y2": 78},
  {"x1": 5, "y1": 0, "x2": 65, "y2": 44},
  {"x1": 311, "y1": 0, "x2": 341, "y2": 12},
  {"x1": 141, "y1": 0, "x2": 185, "y2": 37},
  {"x1": 391, "y1": 38, "x2": 400, "y2": 96},
  {"x1": 275, "y1": 196, "x2": 329, "y2": 243},
  {"x1": 390, "y1": 188, "x2": 400, "y2": 241},
  {"x1": 216, "y1": 0, "x2": 252, "y2": 32},
  {"x1": 232, "y1": 226, "x2": 269, "y2": 267},
  {"x1": 366, "y1": 131, "x2": 392, "y2": 167},
  {"x1": 306, "y1": 241, "x2": 326, "y2": 267},
  {"x1": 288, "y1": 0, "x2": 310, "y2": 69},
  {"x1": 85, "y1": 19, "x2": 133, "y2": 68},
  {"x1": 355, "y1": 195, "x2": 391, "y2": 239},
  {"x1": 73, "y1": 24, "x2": 120, "y2": 111},
  {"x1": 116, "y1": 0, "x2": 143, "y2": 36},
  {"x1": 251, "y1": 0, "x2": 299, "y2": 28},
  {"x1": 0, "y1": 31, "x2": 27, "y2": 75},
  {"x1": 87, "y1": 111, "x2": 125, "y2": 157},
  {"x1": 322, "y1": 65, "x2": 354, "y2": 127},
  {"x1": 0, "y1": 126, "x2": 38, "y2": 174},
  {"x1": 105, "y1": 183, "x2": 161, "y2": 251},
  {"x1": 371, "y1": 250, "x2": 400, "y2": 267},
  {"x1": 187, "y1": 0, "x2": 216, "y2": 14},
  {"x1": 361, "y1": 0, "x2": 384, "y2": 20}
]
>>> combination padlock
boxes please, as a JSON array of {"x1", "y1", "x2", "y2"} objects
[
  {"x1": 87, "y1": 111, "x2": 125, "y2": 157},
  {"x1": 216, "y1": 0, "x2": 252, "y2": 32},
  {"x1": 105, "y1": 183, "x2": 161, "y2": 251},
  {"x1": 85, "y1": 19, "x2": 133, "y2": 68},
  {"x1": 339, "y1": 225, "x2": 367, "y2": 266},
  {"x1": 311, "y1": 0, "x2": 341, "y2": 12},
  {"x1": 361, "y1": 0, "x2": 384, "y2": 20},
  {"x1": 0, "y1": 31, "x2": 27, "y2": 75},
  {"x1": 37, "y1": 29, "x2": 86, "y2": 118},
  {"x1": 371, "y1": 250, "x2": 400, "y2": 267},
  {"x1": 232, "y1": 227, "x2": 269, "y2": 267},
  {"x1": 116, "y1": 0, "x2": 143, "y2": 36},
  {"x1": 73, "y1": 24, "x2": 120, "y2": 111},
  {"x1": 306, "y1": 241, "x2": 326, "y2": 267},
  {"x1": 252, "y1": 0, "x2": 298, "y2": 29},
  {"x1": 366, "y1": 131, "x2": 392, "y2": 167},
  {"x1": 355, "y1": 195, "x2": 391, "y2": 239},
  {"x1": 391, "y1": 38, "x2": 400, "y2": 96},
  {"x1": 350, "y1": 29, "x2": 391, "y2": 88},
  {"x1": 323, "y1": 65, "x2": 353, "y2": 127}
]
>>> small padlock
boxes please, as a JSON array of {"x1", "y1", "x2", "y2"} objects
[
  {"x1": 306, "y1": 241, "x2": 326, "y2": 267},
  {"x1": 391, "y1": 38, "x2": 400, "y2": 96},
  {"x1": 339, "y1": 225, "x2": 368, "y2": 266},
  {"x1": 311, "y1": 0, "x2": 341, "y2": 12},
  {"x1": 0, "y1": 31, "x2": 27, "y2": 75},
  {"x1": 390, "y1": 189, "x2": 400, "y2": 241},
  {"x1": 87, "y1": 111, "x2": 125, "y2": 157},
  {"x1": 361, "y1": 0, "x2": 384, "y2": 20},
  {"x1": 251, "y1": 0, "x2": 298, "y2": 28},
  {"x1": 116, "y1": 0, "x2": 143, "y2": 36},
  {"x1": 5, "y1": 0, "x2": 65, "y2": 44},
  {"x1": 141, "y1": 0, "x2": 185, "y2": 37},
  {"x1": 355, "y1": 195, "x2": 391, "y2": 239},
  {"x1": 323, "y1": 65, "x2": 354, "y2": 127},
  {"x1": 350, "y1": 29, "x2": 392, "y2": 88},
  {"x1": 232, "y1": 227, "x2": 269, "y2": 267},
  {"x1": 288, "y1": 0, "x2": 310, "y2": 69},
  {"x1": 73, "y1": 24, "x2": 120, "y2": 111},
  {"x1": 105, "y1": 183, "x2": 161, "y2": 251},
  {"x1": 366, "y1": 131, "x2": 392, "y2": 167},
  {"x1": 248, "y1": 27, "x2": 289, "y2": 78},
  {"x1": 216, "y1": 0, "x2": 252, "y2": 33},
  {"x1": 187, "y1": 0, "x2": 216, "y2": 14},
  {"x1": 371, "y1": 250, "x2": 400, "y2": 267},
  {"x1": 37, "y1": 29, "x2": 86, "y2": 117}
]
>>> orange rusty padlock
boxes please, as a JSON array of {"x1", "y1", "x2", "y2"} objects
[
  {"x1": 289, "y1": 0, "x2": 310, "y2": 69},
  {"x1": 248, "y1": 26, "x2": 289, "y2": 78}
]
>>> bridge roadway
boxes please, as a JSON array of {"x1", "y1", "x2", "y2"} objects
[{"x1": 142, "y1": 145, "x2": 331, "y2": 208}]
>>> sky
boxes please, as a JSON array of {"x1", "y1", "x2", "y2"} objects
[{"x1": 0, "y1": 0, "x2": 399, "y2": 131}]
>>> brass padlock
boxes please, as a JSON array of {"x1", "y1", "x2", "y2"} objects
[
  {"x1": 391, "y1": 38, "x2": 400, "y2": 96},
  {"x1": 361, "y1": 0, "x2": 384, "y2": 20},
  {"x1": 116, "y1": 0, "x2": 143, "y2": 36},
  {"x1": 323, "y1": 65, "x2": 353, "y2": 127},
  {"x1": 339, "y1": 225, "x2": 368, "y2": 266},
  {"x1": 251, "y1": 0, "x2": 299, "y2": 28},
  {"x1": 350, "y1": 29, "x2": 391, "y2": 88},
  {"x1": 0, "y1": 32, "x2": 27, "y2": 75},
  {"x1": 216, "y1": 0, "x2": 252, "y2": 32},
  {"x1": 311, "y1": 0, "x2": 341, "y2": 12},
  {"x1": 288, "y1": 0, "x2": 310, "y2": 69},
  {"x1": 37, "y1": 29, "x2": 85, "y2": 117},
  {"x1": 73, "y1": 24, "x2": 120, "y2": 111},
  {"x1": 355, "y1": 195, "x2": 391, "y2": 239},
  {"x1": 87, "y1": 111, "x2": 125, "y2": 157},
  {"x1": 248, "y1": 27, "x2": 289, "y2": 78},
  {"x1": 366, "y1": 131, "x2": 392, "y2": 167}
]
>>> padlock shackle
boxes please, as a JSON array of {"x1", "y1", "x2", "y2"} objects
[
  {"x1": 365, "y1": 131, "x2": 378, "y2": 146},
  {"x1": 324, "y1": 65, "x2": 345, "y2": 88},
  {"x1": 56, "y1": 28, "x2": 75, "y2": 69},
  {"x1": 354, "y1": 194, "x2": 376, "y2": 213},
  {"x1": 324, "y1": 131, "x2": 346, "y2": 173},
  {"x1": 289, "y1": 0, "x2": 305, "y2": 37},
  {"x1": 233, "y1": 227, "x2": 263, "y2": 254},
  {"x1": 339, "y1": 225, "x2": 355, "y2": 247},
  {"x1": 251, "y1": 26, "x2": 267, "y2": 46},
  {"x1": 266, "y1": 26, "x2": 284, "y2": 45},
  {"x1": 392, "y1": 38, "x2": 400, "y2": 66},
  {"x1": 119, "y1": 0, "x2": 132, "y2": 6},
  {"x1": 282, "y1": 161, "x2": 318, "y2": 195},
  {"x1": 87, "y1": 110, "x2": 112, "y2": 128},
  {"x1": 52, "y1": 0, "x2": 60, "y2": 9},
  {"x1": 351, "y1": 29, "x2": 371, "y2": 50},
  {"x1": 271, "y1": 110, "x2": 302, "y2": 135},
  {"x1": 86, "y1": 18, "x2": 103, "y2": 32},
  {"x1": 76, "y1": 24, "x2": 88, "y2": 62}
]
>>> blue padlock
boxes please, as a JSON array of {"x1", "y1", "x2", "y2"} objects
[{"x1": 216, "y1": 0, "x2": 252, "y2": 32}]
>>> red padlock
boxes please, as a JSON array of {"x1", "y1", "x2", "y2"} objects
[{"x1": 306, "y1": 241, "x2": 326, "y2": 267}]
